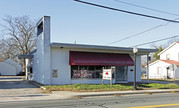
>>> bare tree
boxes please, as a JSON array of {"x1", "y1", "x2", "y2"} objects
[
  {"x1": 1, "y1": 15, "x2": 36, "y2": 55},
  {"x1": 164, "y1": 38, "x2": 179, "y2": 48},
  {"x1": 0, "y1": 15, "x2": 36, "y2": 65}
]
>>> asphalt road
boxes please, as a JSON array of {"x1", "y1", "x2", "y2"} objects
[{"x1": 1, "y1": 93, "x2": 179, "y2": 108}]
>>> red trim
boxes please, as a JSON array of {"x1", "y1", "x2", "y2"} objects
[{"x1": 69, "y1": 51, "x2": 134, "y2": 66}]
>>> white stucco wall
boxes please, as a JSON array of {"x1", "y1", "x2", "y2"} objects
[
  {"x1": 0, "y1": 62, "x2": 16, "y2": 75},
  {"x1": 128, "y1": 55, "x2": 141, "y2": 82},
  {"x1": 160, "y1": 43, "x2": 179, "y2": 61},
  {"x1": 32, "y1": 53, "x2": 38, "y2": 81},
  {"x1": 51, "y1": 48, "x2": 71, "y2": 85}
]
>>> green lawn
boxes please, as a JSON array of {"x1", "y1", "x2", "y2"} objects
[
  {"x1": 43, "y1": 83, "x2": 179, "y2": 92},
  {"x1": 139, "y1": 83, "x2": 179, "y2": 89}
]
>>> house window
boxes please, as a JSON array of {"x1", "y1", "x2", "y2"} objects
[
  {"x1": 52, "y1": 69, "x2": 58, "y2": 78},
  {"x1": 166, "y1": 54, "x2": 170, "y2": 60},
  {"x1": 157, "y1": 67, "x2": 161, "y2": 75}
]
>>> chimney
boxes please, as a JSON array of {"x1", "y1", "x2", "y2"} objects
[{"x1": 36, "y1": 16, "x2": 51, "y2": 85}]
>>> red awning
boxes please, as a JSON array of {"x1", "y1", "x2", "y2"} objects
[{"x1": 69, "y1": 51, "x2": 134, "y2": 66}]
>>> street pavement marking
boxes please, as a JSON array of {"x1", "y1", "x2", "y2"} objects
[{"x1": 128, "y1": 103, "x2": 179, "y2": 108}]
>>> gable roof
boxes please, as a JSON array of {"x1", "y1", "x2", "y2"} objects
[
  {"x1": 161, "y1": 60, "x2": 179, "y2": 66},
  {"x1": 158, "y1": 42, "x2": 179, "y2": 56},
  {"x1": 148, "y1": 59, "x2": 179, "y2": 67},
  {"x1": 147, "y1": 60, "x2": 160, "y2": 67}
]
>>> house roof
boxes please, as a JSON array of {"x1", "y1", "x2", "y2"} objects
[
  {"x1": 158, "y1": 42, "x2": 179, "y2": 55},
  {"x1": 161, "y1": 60, "x2": 179, "y2": 66},
  {"x1": 51, "y1": 43, "x2": 158, "y2": 55},
  {"x1": 147, "y1": 60, "x2": 160, "y2": 67}
]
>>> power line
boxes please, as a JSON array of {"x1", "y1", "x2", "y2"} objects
[
  {"x1": 106, "y1": 24, "x2": 166, "y2": 45},
  {"x1": 131, "y1": 34, "x2": 179, "y2": 47},
  {"x1": 74, "y1": 0, "x2": 179, "y2": 23},
  {"x1": 113, "y1": 0, "x2": 179, "y2": 17},
  {"x1": 106, "y1": 18, "x2": 179, "y2": 45}
]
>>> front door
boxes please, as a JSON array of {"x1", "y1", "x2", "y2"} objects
[{"x1": 115, "y1": 66, "x2": 128, "y2": 82}]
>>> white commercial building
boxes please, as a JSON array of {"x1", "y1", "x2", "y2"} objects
[{"x1": 19, "y1": 16, "x2": 157, "y2": 85}]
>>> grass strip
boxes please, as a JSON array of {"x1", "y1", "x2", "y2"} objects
[
  {"x1": 44, "y1": 84, "x2": 133, "y2": 92},
  {"x1": 43, "y1": 83, "x2": 179, "y2": 92},
  {"x1": 139, "y1": 83, "x2": 179, "y2": 89}
]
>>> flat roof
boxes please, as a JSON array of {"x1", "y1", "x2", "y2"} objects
[
  {"x1": 51, "y1": 42, "x2": 158, "y2": 54},
  {"x1": 19, "y1": 43, "x2": 158, "y2": 59}
]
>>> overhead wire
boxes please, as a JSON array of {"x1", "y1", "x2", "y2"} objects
[
  {"x1": 131, "y1": 34, "x2": 179, "y2": 47},
  {"x1": 74, "y1": 0, "x2": 179, "y2": 47},
  {"x1": 74, "y1": 0, "x2": 179, "y2": 23},
  {"x1": 106, "y1": 24, "x2": 166, "y2": 45},
  {"x1": 106, "y1": 18, "x2": 179, "y2": 45},
  {"x1": 113, "y1": 0, "x2": 179, "y2": 17}
]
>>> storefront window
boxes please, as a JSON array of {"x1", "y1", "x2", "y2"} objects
[{"x1": 71, "y1": 66, "x2": 113, "y2": 79}]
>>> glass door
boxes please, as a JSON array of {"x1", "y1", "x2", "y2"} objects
[{"x1": 115, "y1": 66, "x2": 128, "y2": 81}]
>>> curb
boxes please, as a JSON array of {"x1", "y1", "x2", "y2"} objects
[
  {"x1": 40, "y1": 86, "x2": 47, "y2": 90},
  {"x1": 26, "y1": 80, "x2": 46, "y2": 90},
  {"x1": 74, "y1": 89, "x2": 179, "y2": 97}
]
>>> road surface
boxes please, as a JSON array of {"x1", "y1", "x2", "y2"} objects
[{"x1": 1, "y1": 93, "x2": 179, "y2": 108}]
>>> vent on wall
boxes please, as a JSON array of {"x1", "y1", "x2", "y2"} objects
[{"x1": 52, "y1": 69, "x2": 58, "y2": 78}]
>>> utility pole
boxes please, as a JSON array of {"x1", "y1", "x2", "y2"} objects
[{"x1": 133, "y1": 47, "x2": 138, "y2": 90}]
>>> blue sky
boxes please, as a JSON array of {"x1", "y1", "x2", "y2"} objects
[{"x1": 0, "y1": 0, "x2": 179, "y2": 48}]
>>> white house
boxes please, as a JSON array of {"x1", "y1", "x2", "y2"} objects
[
  {"x1": 0, "y1": 58, "x2": 22, "y2": 75},
  {"x1": 148, "y1": 42, "x2": 179, "y2": 79},
  {"x1": 19, "y1": 16, "x2": 157, "y2": 85}
]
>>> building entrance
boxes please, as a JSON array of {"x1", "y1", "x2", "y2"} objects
[{"x1": 115, "y1": 66, "x2": 128, "y2": 82}]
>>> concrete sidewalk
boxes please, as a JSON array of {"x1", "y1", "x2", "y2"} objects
[
  {"x1": 1, "y1": 89, "x2": 179, "y2": 103},
  {"x1": 0, "y1": 93, "x2": 71, "y2": 103}
]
